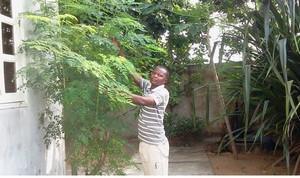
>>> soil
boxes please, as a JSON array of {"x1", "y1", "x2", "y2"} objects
[
  {"x1": 127, "y1": 136, "x2": 298, "y2": 175},
  {"x1": 207, "y1": 151, "x2": 289, "y2": 175},
  {"x1": 169, "y1": 135, "x2": 295, "y2": 175}
]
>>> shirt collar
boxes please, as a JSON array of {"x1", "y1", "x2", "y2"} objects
[{"x1": 150, "y1": 84, "x2": 165, "y2": 92}]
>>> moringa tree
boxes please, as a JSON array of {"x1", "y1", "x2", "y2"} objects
[{"x1": 20, "y1": 0, "x2": 165, "y2": 175}]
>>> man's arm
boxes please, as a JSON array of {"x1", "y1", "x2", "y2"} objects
[
  {"x1": 111, "y1": 37, "x2": 142, "y2": 87},
  {"x1": 131, "y1": 94, "x2": 155, "y2": 107},
  {"x1": 132, "y1": 72, "x2": 142, "y2": 87}
]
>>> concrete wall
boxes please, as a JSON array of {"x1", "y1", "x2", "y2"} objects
[
  {"x1": 0, "y1": 101, "x2": 44, "y2": 174},
  {"x1": 193, "y1": 66, "x2": 225, "y2": 134},
  {"x1": 123, "y1": 65, "x2": 226, "y2": 138},
  {"x1": 0, "y1": 0, "x2": 65, "y2": 175},
  {"x1": 0, "y1": 91, "x2": 65, "y2": 175},
  {"x1": 172, "y1": 65, "x2": 226, "y2": 134}
]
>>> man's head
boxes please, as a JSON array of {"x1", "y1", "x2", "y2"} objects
[{"x1": 150, "y1": 65, "x2": 169, "y2": 88}]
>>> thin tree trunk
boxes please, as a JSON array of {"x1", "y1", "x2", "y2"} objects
[{"x1": 207, "y1": 39, "x2": 238, "y2": 159}]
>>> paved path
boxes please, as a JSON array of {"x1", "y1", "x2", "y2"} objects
[{"x1": 124, "y1": 144, "x2": 214, "y2": 175}]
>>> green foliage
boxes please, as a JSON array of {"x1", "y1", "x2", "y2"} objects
[
  {"x1": 19, "y1": 0, "x2": 165, "y2": 175},
  {"x1": 20, "y1": 0, "x2": 219, "y2": 174},
  {"x1": 220, "y1": 0, "x2": 300, "y2": 173},
  {"x1": 131, "y1": 1, "x2": 212, "y2": 108},
  {"x1": 164, "y1": 113, "x2": 203, "y2": 138}
]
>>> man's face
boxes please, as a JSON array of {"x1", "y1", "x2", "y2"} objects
[{"x1": 150, "y1": 67, "x2": 168, "y2": 87}]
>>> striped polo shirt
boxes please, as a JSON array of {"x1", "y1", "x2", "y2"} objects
[{"x1": 138, "y1": 78, "x2": 169, "y2": 145}]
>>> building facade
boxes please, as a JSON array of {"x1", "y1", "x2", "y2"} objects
[{"x1": 0, "y1": 0, "x2": 65, "y2": 175}]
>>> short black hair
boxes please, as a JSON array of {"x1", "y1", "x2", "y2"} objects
[{"x1": 155, "y1": 65, "x2": 169, "y2": 80}]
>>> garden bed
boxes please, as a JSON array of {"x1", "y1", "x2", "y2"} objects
[
  {"x1": 170, "y1": 135, "x2": 295, "y2": 175},
  {"x1": 203, "y1": 138, "x2": 297, "y2": 175},
  {"x1": 207, "y1": 151, "x2": 289, "y2": 175}
]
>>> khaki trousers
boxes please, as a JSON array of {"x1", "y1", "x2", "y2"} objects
[{"x1": 139, "y1": 140, "x2": 169, "y2": 175}]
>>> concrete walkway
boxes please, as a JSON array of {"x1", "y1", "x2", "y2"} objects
[{"x1": 124, "y1": 143, "x2": 214, "y2": 175}]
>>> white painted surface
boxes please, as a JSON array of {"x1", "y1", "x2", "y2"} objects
[
  {"x1": 0, "y1": 91, "x2": 66, "y2": 175},
  {"x1": 0, "y1": 92, "x2": 43, "y2": 175},
  {"x1": 0, "y1": 0, "x2": 65, "y2": 175}
]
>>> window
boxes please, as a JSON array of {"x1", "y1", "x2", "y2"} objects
[
  {"x1": 0, "y1": 0, "x2": 12, "y2": 18},
  {"x1": 4, "y1": 61, "x2": 16, "y2": 93},
  {"x1": 2, "y1": 22, "x2": 14, "y2": 55},
  {"x1": 0, "y1": 0, "x2": 24, "y2": 104}
]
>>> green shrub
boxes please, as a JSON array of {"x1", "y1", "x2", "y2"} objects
[{"x1": 164, "y1": 113, "x2": 203, "y2": 138}]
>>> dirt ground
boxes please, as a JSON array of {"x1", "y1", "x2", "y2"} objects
[
  {"x1": 202, "y1": 138, "x2": 297, "y2": 175},
  {"x1": 207, "y1": 151, "x2": 289, "y2": 175},
  {"x1": 169, "y1": 135, "x2": 295, "y2": 175},
  {"x1": 127, "y1": 136, "x2": 297, "y2": 175}
]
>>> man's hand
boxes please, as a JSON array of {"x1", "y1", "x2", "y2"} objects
[
  {"x1": 112, "y1": 37, "x2": 142, "y2": 87},
  {"x1": 120, "y1": 57, "x2": 136, "y2": 73},
  {"x1": 118, "y1": 56, "x2": 142, "y2": 87}
]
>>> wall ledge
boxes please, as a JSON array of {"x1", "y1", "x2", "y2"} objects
[{"x1": 0, "y1": 101, "x2": 28, "y2": 110}]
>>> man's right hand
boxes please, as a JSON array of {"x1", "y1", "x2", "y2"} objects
[{"x1": 112, "y1": 37, "x2": 142, "y2": 87}]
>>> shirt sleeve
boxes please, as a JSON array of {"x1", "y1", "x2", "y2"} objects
[
  {"x1": 149, "y1": 89, "x2": 169, "y2": 106},
  {"x1": 140, "y1": 78, "x2": 150, "y2": 91}
]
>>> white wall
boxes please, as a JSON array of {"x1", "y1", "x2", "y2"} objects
[
  {"x1": 0, "y1": 0, "x2": 65, "y2": 175},
  {"x1": 0, "y1": 91, "x2": 43, "y2": 175}
]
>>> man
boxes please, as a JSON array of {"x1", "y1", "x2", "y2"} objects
[
  {"x1": 111, "y1": 38, "x2": 170, "y2": 175},
  {"x1": 130, "y1": 66, "x2": 170, "y2": 175}
]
